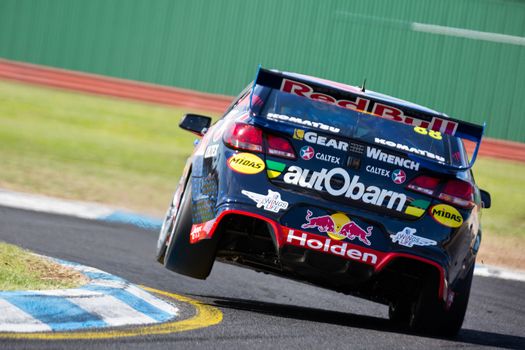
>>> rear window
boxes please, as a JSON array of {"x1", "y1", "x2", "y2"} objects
[{"x1": 258, "y1": 88, "x2": 464, "y2": 165}]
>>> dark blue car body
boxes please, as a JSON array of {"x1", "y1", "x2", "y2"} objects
[{"x1": 156, "y1": 68, "x2": 490, "y2": 336}]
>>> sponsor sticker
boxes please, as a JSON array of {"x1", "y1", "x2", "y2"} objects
[
  {"x1": 390, "y1": 227, "x2": 437, "y2": 248},
  {"x1": 294, "y1": 129, "x2": 348, "y2": 151},
  {"x1": 374, "y1": 138, "x2": 446, "y2": 163},
  {"x1": 241, "y1": 189, "x2": 289, "y2": 213},
  {"x1": 283, "y1": 166, "x2": 407, "y2": 212},
  {"x1": 301, "y1": 210, "x2": 372, "y2": 245},
  {"x1": 300, "y1": 146, "x2": 315, "y2": 160},
  {"x1": 227, "y1": 153, "x2": 265, "y2": 175},
  {"x1": 414, "y1": 126, "x2": 442, "y2": 140},
  {"x1": 285, "y1": 228, "x2": 378, "y2": 265},
  {"x1": 404, "y1": 199, "x2": 430, "y2": 217},
  {"x1": 204, "y1": 144, "x2": 219, "y2": 158},
  {"x1": 266, "y1": 159, "x2": 286, "y2": 179},
  {"x1": 366, "y1": 146, "x2": 419, "y2": 171},
  {"x1": 429, "y1": 204, "x2": 463, "y2": 228},
  {"x1": 300, "y1": 145, "x2": 341, "y2": 164},
  {"x1": 190, "y1": 220, "x2": 216, "y2": 244},
  {"x1": 280, "y1": 78, "x2": 458, "y2": 135},
  {"x1": 391, "y1": 169, "x2": 406, "y2": 184},
  {"x1": 293, "y1": 128, "x2": 305, "y2": 140},
  {"x1": 267, "y1": 113, "x2": 340, "y2": 133},
  {"x1": 365, "y1": 165, "x2": 390, "y2": 178}
]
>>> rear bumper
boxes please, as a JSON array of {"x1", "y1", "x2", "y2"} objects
[{"x1": 190, "y1": 206, "x2": 448, "y2": 300}]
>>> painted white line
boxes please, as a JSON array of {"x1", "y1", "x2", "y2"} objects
[
  {"x1": 0, "y1": 299, "x2": 52, "y2": 332},
  {"x1": 474, "y1": 265, "x2": 525, "y2": 282},
  {"x1": 125, "y1": 284, "x2": 179, "y2": 316},
  {"x1": 0, "y1": 189, "x2": 114, "y2": 219},
  {"x1": 411, "y1": 22, "x2": 525, "y2": 46},
  {"x1": 30, "y1": 288, "x2": 102, "y2": 297},
  {"x1": 68, "y1": 294, "x2": 157, "y2": 326},
  {"x1": 66, "y1": 264, "x2": 119, "y2": 277}
]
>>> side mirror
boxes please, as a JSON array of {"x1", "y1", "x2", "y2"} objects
[
  {"x1": 179, "y1": 114, "x2": 212, "y2": 136},
  {"x1": 480, "y1": 189, "x2": 491, "y2": 209}
]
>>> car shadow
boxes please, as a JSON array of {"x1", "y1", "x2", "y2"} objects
[{"x1": 192, "y1": 294, "x2": 525, "y2": 349}]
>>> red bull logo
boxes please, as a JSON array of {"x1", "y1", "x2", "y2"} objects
[{"x1": 301, "y1": 210, "x2": 373, "y2": 246}]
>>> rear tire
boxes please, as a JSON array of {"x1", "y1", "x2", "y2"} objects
[
  {"x1": 388, "y1": 299, "x2": 411, "y2": 327},
  {"x1": 163, "y1": 179, "x2": 218, "y2": 279},
  {"x1": 155, "y1": 205, "x2": 175, "y2": 264},
  {"x1": 409, "y1": 263, "x2": 474, "y2": 337}
]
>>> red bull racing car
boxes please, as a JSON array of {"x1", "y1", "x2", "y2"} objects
[{"x1": 156, "y1": 68, "x2": 491, "y2": 336}]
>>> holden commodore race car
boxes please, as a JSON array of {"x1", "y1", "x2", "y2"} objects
[{"x1": 156, "y1": 68, "x2": 491, "y2": 336}]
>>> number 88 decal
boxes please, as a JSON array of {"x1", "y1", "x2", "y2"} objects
[{"x1": 414, "y1": 126, "x2": 442, "y2": 140}]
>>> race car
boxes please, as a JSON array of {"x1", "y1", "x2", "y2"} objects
[{"x1": 156, "y1": 68, "x2": 491, "y2": 337}]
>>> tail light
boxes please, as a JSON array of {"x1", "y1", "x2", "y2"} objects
[
  {"x1": 267, "y1": 134, "x2": 295, "y2": 159},
  {"x1": 407, "y1": 175, "x2": 440, "y2": 196},
  {"x1": 439, "y1": 180, "x2": 474, "y2": 208},
  {"x1": 224, "y1": 123, "x2": 263, "y2": 152},
  {"x1": 224, "y1": 123, "x2": 296, "y2": 159},
  {"x1": 407, "y1": 176, "x2": 475, "y2": 208}
]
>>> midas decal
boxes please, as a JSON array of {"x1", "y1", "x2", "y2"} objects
[
  {"x1": 280, "y1": 78, "x2": 458, "y2": 135},
  {"x1": 429, "y1": 204, "x2": 463, "y2": 228},
  {"x1": 285, "y1": 228, "x2": 378, "y2": 265},
  {"x1": 228, "y1": 153, "x2": 265, "y2": 174},
  {"x1": 283, "y1": 166, "x2": 407, "y2": 211}
]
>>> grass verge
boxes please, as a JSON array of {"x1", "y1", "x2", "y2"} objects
[
  {"x1": 0, "y1": 79, "x2": 523, "y2": 269},
  {"x1": 0, "y1": 80, "x2": 214, "y2": 215},
  {"x1": 0, "y1": 241, "x2": 88, "y2": 290}
]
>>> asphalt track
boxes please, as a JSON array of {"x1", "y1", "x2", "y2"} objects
[{"x1": 0, "y1": 206, "x2": 524, "y2": 349}]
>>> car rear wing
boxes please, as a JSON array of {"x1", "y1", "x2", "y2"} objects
[{"x1": 249, "y1": 66, "x2": 485, "y2": 171}]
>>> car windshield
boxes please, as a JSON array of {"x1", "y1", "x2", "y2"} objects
[{"x1": 258, "y1": 88, "x2": 464, "y2": 165}]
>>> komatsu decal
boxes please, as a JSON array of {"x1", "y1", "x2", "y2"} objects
[
  {"x1": 283, "y1": 166, "x2": 407, "y2": 211},
  {"x1": 267, "y1": 113, "x2": 340, "y2": 133},
  {"x1": 374, "y1": 138, "x2": 446, "y2": 162},
  {"x1": 366, "y1": 147, "x2": 420, "y2": 171},
  {"x1": 280, "y1": 78, "x2": 458, "y2": 135}
]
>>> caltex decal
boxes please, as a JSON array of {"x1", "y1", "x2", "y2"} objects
[
  {"x1": 300, "y1": 146, "x2": 315, "y2": 160},
  {"x1": 391, "y1": 169, "x2": 406, "y2": 184}
]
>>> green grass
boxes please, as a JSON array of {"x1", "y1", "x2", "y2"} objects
[
  {"x1": 0, "y1": 80, "x2": 215, "y2": 215},
  {"x1": 0, "y1": 79, "x2": 523, "y2": 241},
  {"x1": 0, "y1": 241, "x2": 86, "y2": 290},
  {"x1": 473, "y1": 158, "x2": 525, "y2": 238}
]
